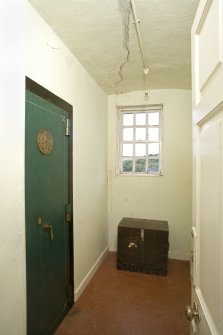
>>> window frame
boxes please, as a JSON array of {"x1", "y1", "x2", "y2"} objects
[{"x1": 117, "y1": 104, "x2": 163, "y2": 176}]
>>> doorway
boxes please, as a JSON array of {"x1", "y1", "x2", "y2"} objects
[{"x1": 25, "y1": 78, "x2": 73, "y2": 335}]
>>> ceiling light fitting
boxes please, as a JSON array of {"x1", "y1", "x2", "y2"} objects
[
  {"x1": 143, "y1": 67, "x2": 149, "y2": 75},
  {"x1": 144, "y1": 91, "x2": 149, "y2": 101}
]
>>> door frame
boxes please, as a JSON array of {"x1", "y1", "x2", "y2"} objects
[
  {"x1": 25, "y1": 76, "x2": 74, "y2": 306},
  {"x1": 191, "y1": 0, "x2": 223, "y2": 333}
]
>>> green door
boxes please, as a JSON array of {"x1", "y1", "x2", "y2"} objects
[{"x1": 25, "y1": 89, "x2": 72, "y2": 335}]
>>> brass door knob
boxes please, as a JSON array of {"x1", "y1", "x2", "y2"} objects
[{"x1": 185, "y1": 303, "x2": 200, "y2": 323}]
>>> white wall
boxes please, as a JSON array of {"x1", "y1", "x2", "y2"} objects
[
  {"x1": 26, "y1": 2, "x2": 108, "y2": 295},
  {"x1": 1, "y1": 1, "x2": 108, "y2": 333},
  {"x1": 108, "y1": 90, "x2": 192, "y2": 260},
  {"x1": 0, "y1": 1, "x2": 26, "y2": 334}
]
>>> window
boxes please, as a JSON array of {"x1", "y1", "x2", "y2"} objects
[{"x1": 117, "y1": 105, "x2": 163, "y2": 175}]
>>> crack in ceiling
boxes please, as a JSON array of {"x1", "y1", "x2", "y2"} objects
[
  {"x1": 28, "y1": 0, "x2": 200, "y2": 94},
  {"x1": 116, "y1": 0, "x2": 150, "y2": 99},
  {"x1": 114, "y1": 0, "x2": 131, "y2": 90}
]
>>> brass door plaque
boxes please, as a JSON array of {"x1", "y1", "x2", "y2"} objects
[{"x1": 37, "y1": 129, "x2": 53, "y2": 155}]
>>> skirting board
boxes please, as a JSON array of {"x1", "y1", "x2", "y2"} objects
[
  {"x1": 168, "y1": 251, "x2": 190, "y2": 261},
  {"x1": 74, "y1": 246, "x2": 109, "y2": 301},
  {"x1": 110, "y1": 247, "x2": 190, "y2": 261}
]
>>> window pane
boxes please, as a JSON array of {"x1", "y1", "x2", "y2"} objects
[
  {"x1": 135, "y1": 128, "x2": 146, "y2": 141},
  {"x1": 123, "y1": 158, "x2": 133, "y2": 172},
  {"x1": 148, "y1": 128, "x2": 159, "y2": 141},
  {"x1": 135, "y1": 143, "x2": 146, "y2": 156},
  {"x1": 123, "y1": 128, "x2": 133, "y2": 141},
  {"x1": 149, "y1": 158, "x2": 159, "y2": 173},
  {"x1": 148, "y1": 143, "x2": 159, "y2": 157},
  {"x1": 149, "y1": 112, "x2": 159, "y2": 125},
  {"x1": 136, "y1": 113, "x2": 146, "y2": 125},
  {"x1": 120, "y1": 107, "x2": 162, "y2": 175},
  {"x1": 135, "y1": 158, "x2": 146, "y2": 172},
  {"x1": 123, "y1": 143, "x2": 133, "y2": 156},
  {"x1": 123, "y1": 113, "x2": 133, "y2": 126}
]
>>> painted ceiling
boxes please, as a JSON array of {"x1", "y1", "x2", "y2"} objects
[{"x1": 28, "y1": 0, "x2": 199, "y2": 94}]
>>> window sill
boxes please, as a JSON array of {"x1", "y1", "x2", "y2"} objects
[{"x1": 116, "y1": 172, "x2": 163, "y2": 177}]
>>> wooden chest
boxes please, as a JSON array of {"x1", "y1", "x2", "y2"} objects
[{"x1": 117, "y1": 217, "x2": 169, "y2": 276}]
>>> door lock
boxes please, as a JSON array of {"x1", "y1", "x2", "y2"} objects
[
  {"x1": 43, "y1": 224, "x2": 54, "y2": 241},
  {"x1": 185, "y1": 302, "x2": 201, "y2": 323}
]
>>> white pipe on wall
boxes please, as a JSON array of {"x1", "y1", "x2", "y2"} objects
[
  {"x1": 130, "y1": 0, "x2": 149, "y2": 100},
  {"x1": 129, "y1": 0, "x2": 148, "y2": 72}
]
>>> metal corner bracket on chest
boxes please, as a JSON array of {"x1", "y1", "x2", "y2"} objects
[{"x1": 117, "y1": 217, "x2": 169, "y2": 276}]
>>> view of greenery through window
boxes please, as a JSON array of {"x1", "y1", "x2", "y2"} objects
[{"x1": 123, "y1": 156, "x2": 159, "y2": 173}]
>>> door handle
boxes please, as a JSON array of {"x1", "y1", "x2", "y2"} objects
[
  {"x1": 43, "y1": 224, "x2": 54, "y2": 241},
  {"x1": 185, "y1": 302, "x2": 200, "y2": 323}
]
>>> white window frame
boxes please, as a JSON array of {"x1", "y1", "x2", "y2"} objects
[{"x1": 117, "y1": 104, "x2": 163, "y2": 176}]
